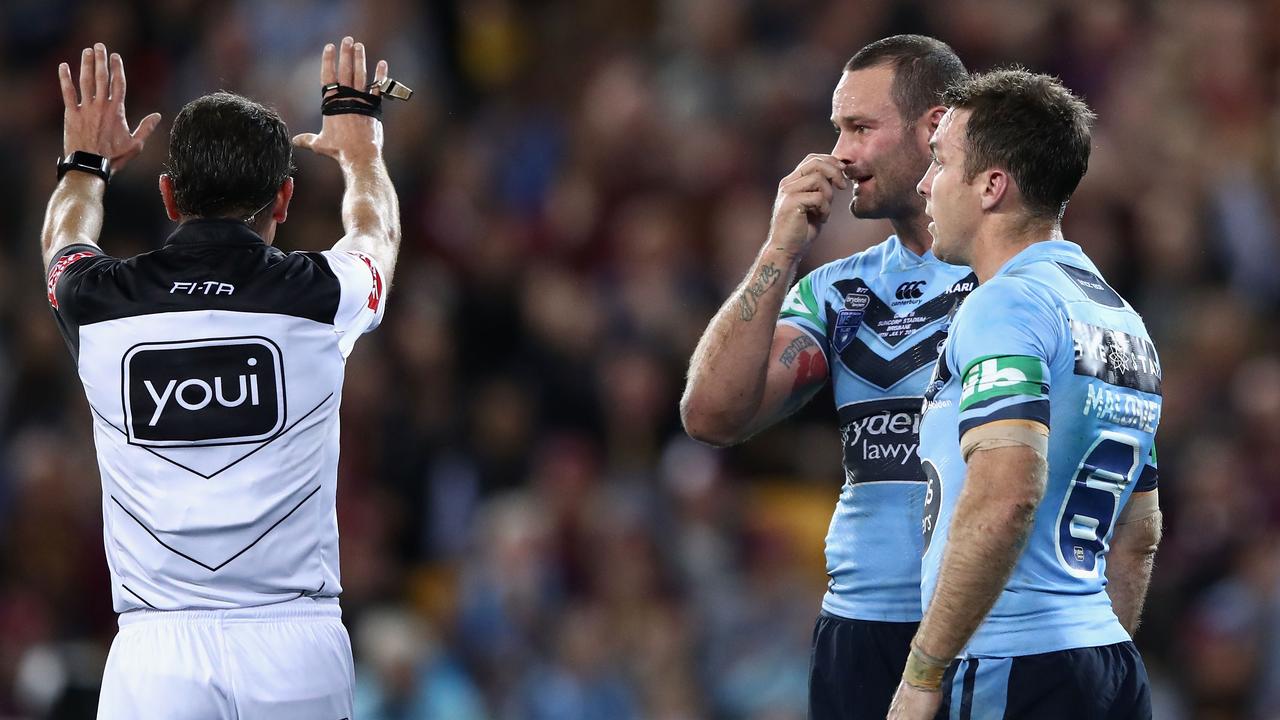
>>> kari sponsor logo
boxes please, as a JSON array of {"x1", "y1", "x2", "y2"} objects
[{"x1": 122, "y1": 337, "x2": 285, "y2": 446}]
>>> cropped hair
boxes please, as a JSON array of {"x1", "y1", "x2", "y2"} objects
[
  {"x1": 845, "y1": 35, "x2": 968, "y2": 124},
  {"x1": 166, "y1": 92, "x2": 294, "y2": 219},
  {"x1": 943, "y1": 68, "x2": 1096, "y2": 219}
]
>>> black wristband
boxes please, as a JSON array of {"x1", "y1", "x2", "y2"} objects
[{"x1": 57, "y1": 151, "x2": 111, "y2": 183}]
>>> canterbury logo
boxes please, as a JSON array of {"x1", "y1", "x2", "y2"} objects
[{"x1": 895, "y1": 280, "x2": 926, "y2": 300}]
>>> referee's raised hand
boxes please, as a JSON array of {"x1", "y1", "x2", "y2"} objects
[
  {"x1": 58, "y1": 43, "x2": 161, "y2": 172},
  {"x1": 292, "y1": 36, "x2": 389, "y2": 164}
]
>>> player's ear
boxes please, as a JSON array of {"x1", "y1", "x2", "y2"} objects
[
  {"x1": 979, "y1": 168, "x2": 1009, "y2": 211},
  {"x1": 916, "y1": 106, "x2": 947, "y2": 149},
  {"x1": 925, "y1": 105, "x2": 947, "y2": 133},
  {"x1": 158, "y1": 174, "x2": 181, "y2": 221},
  {"x1": 272, "y1": 177, "x2": 294, "y2": 224}
]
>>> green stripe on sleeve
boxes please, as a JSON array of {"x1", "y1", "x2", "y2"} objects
[
  {"x1": 779, "y1": 275, "x2": 825, "y2": 332},
  {"x1": 959, "y1": 355, "x2": 1048, "y2": 411}
]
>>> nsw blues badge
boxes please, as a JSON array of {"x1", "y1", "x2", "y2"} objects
[{"x1": 833, "y1": 292, "x2": 869, "y2": 352}]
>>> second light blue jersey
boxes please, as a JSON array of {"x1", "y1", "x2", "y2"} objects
[
  {"x1": 780, "y1": 236, "x2": 975, "y2": 622},
  {"x1": 919, "y1": 239, "x2": 1161, "y2": 657}
]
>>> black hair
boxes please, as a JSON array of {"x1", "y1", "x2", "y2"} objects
[{"x1": 166, "y1": 92, "x2": 294, "y2": 219}]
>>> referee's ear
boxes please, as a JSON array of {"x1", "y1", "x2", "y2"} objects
[
  {"x1": 271, "y1": 177, "x2": 295, "y2": 224},
  {"x1": 158, "y1": 173, "x2": 181, "y2": 221}
]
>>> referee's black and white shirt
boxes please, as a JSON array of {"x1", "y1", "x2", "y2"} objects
[{"x1": 46, "y1": 218, "x2": 386, "y2": 613}]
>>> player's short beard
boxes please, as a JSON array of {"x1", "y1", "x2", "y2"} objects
[
  {"x1": 850, "y1": 176, "x2": 917, "y2": 220},
  {"x1": 850, "y1": 134, "x2": 929, "y2": 222}
]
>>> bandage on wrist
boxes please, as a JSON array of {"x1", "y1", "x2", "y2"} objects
[{"x1": 903, "y1": 642, "x2": 950, "y2": 691}]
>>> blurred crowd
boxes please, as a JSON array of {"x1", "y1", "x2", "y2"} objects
[{"x1": 0, "y1": 0, "x2": 1279, "y2": 718}]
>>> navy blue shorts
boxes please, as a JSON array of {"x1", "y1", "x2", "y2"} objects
[
  {"x1": 809, "y1": 611, "x2": 919, "y2": 720},
  {"x1": 938, "y1": 641, "x2": 1151, "y2": 719}
]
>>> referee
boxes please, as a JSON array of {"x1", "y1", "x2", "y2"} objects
[{"x1": 42, "y1": 38, "x2": 402, "y2": 719}]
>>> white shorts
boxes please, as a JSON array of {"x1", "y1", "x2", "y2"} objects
[{"x1": 98, "y1": 597, "x2": 354, "y2": 720}]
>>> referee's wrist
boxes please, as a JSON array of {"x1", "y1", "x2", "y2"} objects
[
  {"x1": 902, "y1": 641, "x2": 950, "y2": 691},
  {"x1": 57, "y1": 170, "x2": 108, "y2": 194}
]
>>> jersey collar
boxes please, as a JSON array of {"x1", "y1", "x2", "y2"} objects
[
  {"x1": 887, "y1": 234, "x2": 944, "y2": 270},
  {"x1": 165, "y1": 219, "x2": 268, "y2": 247},
  {"x1": 992, "y1": 238, "x2": 1085, "y2": 278}
]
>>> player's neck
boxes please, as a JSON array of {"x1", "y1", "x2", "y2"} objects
[
  {"x1": 891, "y1": 214, "x2": 933, "y2": 257},
  {"x1": 971, "y1": 217, "x2": 1060, "y2": 283}
]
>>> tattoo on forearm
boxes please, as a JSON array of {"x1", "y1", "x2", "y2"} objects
[
  {"x1": 738, "y1": 263, "x2": 782, "y2": 321},
  {"x1": 779, "y1": 335, "x2": 816, "y2": 368}
]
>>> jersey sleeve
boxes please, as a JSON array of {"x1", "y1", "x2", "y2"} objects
[
  {"x1": 46, "y1": 243, "x2": 117, "y2": 359},
  {"x1": 47, "y1": 243, "x2": 110, "y2": 311},
  {"x1": 949, "y1": 276, "x2": 1065, "y2": 439},
  {"x1": 1135, "y1": 445, "x2": 1158, "y2": 492},
  {"x1": 320, "y1": 249, "x2": 387, "y2": 357},
  {"x1": 778, "y1": 270, "x2": 830, "y2": 359}
]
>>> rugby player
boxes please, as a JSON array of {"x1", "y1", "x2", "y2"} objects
[
  {"x1": 888, "y1": 69, "x2": 1162, "y2": 719},
  {"x1": 681, "y1": 36, "x2": 970, "y2": 719},
  {"x1": 42, "y1": 38, "x2": 403, "y2": 718}
]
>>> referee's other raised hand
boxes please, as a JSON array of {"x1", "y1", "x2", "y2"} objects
[
  {"x1": 58, "y1": 43, "x2": 161, "y2": 173},
  {"x1": 292, "y1": 36, "x2": 389, "y2": 165}
]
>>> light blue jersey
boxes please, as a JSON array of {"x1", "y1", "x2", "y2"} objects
[
  {"x1": 919, "y1": 239, "x2": 1161, "y2": 657},
  {"x1": 780, "y1": 236, "x2": 975, "y2": 622}
]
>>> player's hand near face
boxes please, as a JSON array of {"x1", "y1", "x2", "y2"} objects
[
  {"x1": 768, "y1": 153, "x2": 849, "y2": 259},
  {"x1": 292, "y1": 37, "x2": 389, "y2": 165},
  {"x1": 681, "y1": 152, "x2": 844, "y2": 446},
  {"x1": 58, "y1": 43, "x2": 162, "y2": 172}
]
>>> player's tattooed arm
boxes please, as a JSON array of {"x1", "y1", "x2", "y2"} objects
[
  {"x1": 682, "y1": 246, "x2": 824, "y2": 446},
  {"x1": 681, "y1": 152, "x2": 843, "y2": 445},
  {"x1": 1105, "y1": 490, "x2": 1162, "y2": 635},
  {"x1": 778, "y1": 334, "x2": 815, "y2": 367},
  {"x1": 910, "y1": 443, "x2": 1047, "y2": 663},
  {"x1": 738, "y1": 262, "x2": 783, "y2": 321}
]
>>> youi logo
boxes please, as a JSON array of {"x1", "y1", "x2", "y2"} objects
[{"x1": 123, "y1": 337, "x2": 285, "y2": 446}]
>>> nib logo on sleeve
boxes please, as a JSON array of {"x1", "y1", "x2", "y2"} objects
[{"x1": 959, "y1": 355, "x2": 1047, "y2": 410}]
